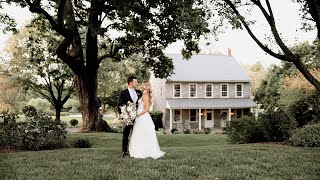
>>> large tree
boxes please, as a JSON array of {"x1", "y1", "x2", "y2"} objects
[
  {"x1": 212, "y1": 0, "x2": 320, "y2": 91},
  {"x1": 5, "y1": 17, "x2": 75, "y2": 122},
  {"x1": 6, "y1": 0, "x2": 209, "y2": 132}
]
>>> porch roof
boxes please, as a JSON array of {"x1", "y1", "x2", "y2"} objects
[{"x1": 166, "y1": 98, "x2": 257, "y2": 109}]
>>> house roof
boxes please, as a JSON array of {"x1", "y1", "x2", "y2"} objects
[
  {"x1": 166, "y1": 98, "x2": 257, "y2": 109},
  {"x1": 166, "y1": 54, "x2": 250, "y2": 82}
]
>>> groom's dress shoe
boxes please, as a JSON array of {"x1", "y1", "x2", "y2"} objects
[{"x1": 122, "y1": 152, "x2": 129, "y2": 158}]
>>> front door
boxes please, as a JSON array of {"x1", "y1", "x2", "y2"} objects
[
  {"x1": 220, "y1": 110, "x2": 228, "y2": 128},
  {"x1": 205, "y1": 110, "x2": 214, "y2": 128}
]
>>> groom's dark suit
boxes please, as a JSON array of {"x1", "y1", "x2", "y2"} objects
[{"x1": 117, "y1": 88, "x2": 142, "y2": 154}]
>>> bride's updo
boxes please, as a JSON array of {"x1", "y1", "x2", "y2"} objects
[{"x1": 142, "y1": 80, "x2": 153, "y2": 105}]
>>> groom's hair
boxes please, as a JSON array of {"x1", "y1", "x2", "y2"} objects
[{"x1": 127, "y1": 76, "x2": 137, "y2": 84}]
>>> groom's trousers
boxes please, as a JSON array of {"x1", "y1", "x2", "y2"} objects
[{"x1": 122, "y1": 124, "x2": 133, "y2": 153}]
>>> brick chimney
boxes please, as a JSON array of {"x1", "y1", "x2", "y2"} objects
[{"x1": 227, "y1": 48, "x2": 232, "y2": 56}]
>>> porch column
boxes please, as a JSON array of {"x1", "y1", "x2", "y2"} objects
[
  {"x1": 169, "y1": 109, "x2": 173, "y2": 130},
  {"x1": 255, "y1": 107, "x2": 259, "y2": 119},
  {"x1": 199, "y1": 108, "x2": 202, "y2": 130},
  {"x1": 228, "y1": 108, "x2": 231, "y2": 121}
]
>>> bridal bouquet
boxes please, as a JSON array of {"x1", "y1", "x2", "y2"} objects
[{"x1": 117, "y1": 102, "x2": 137, "y2": 125}]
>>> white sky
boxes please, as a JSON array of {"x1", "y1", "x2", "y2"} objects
[{"x1": 0, "y1": 0, "x2": 317, "y2": 68}]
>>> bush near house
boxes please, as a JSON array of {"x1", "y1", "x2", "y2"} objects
[
  {"x1": 290, "y1": 123, "x2": 320, "y2": 147},
  {"x1": 225, "y1": 115, "x2": 265, "y2": 144},
  {"x1": 171, "y1": 128, "x2": 178, "y2": 134},
  {"x1": 260, "y1": 108, "x2": 297, "y2": 142},
  {"x1": 150, "y1": 111, "x2": 164, "y2": 131}
]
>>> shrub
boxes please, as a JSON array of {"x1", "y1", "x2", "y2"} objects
[
  {"x1": 173, "y1": 131, "x2": 182, "y2": 134},
  {"x1": 0, "y1": 122, "x2": 4, "y2": 147},
  {"x1": 192, "y1": 129, "x2": 204, "y2": 134},
  {"x1": 225, "y1": 116, "x2": 265, "y2": 144},
  {"x1": 150, "y1": 111, "x2": 164, "y2": 131},
  {"x1": 0, "y1": 106, "x2": 67, "y2": 151},
  {"x1": 203, "y1": 128, "x2": 212, "y2": 134},
  {"x1": 170, "y1": 128, "x2": 178, "y2": 134},
  {"x1": 70, "y1": 119, "x2": 79, "y2": 127},
  {"x1": 22, "y1": 105, "x2": 37, "y2": 117},
  {"x1": 20, "y1": 112, "x2": 67, "y2": 151},
  {"x1": 71, "y1": 139, "x2": 92, "y2": 148},
  {"x1": 0, "y1": 111, "x2": 21, "y2": 148},
  {"x1": 290, "y1": 123, "x2": 320, "y2": 147},
  {"x1": 260, "y1": 108, "x2": 297, "y2": 142},
  {"x1": 183, "y1": 129, "x2": 191, "y2": 134},
  {"x1": 157, "y1": 128, "x2": 168, "y2": 135}
]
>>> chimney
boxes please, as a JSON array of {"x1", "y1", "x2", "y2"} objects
[{"x1": 227, "y1": 48, "x2": 232, "y2": 56}]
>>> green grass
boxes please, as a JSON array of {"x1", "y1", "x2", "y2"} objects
[{"x1": 1, "y1": 134, "x2": 320, "y2": 180}]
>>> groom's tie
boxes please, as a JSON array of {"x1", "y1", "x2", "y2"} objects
[{"x1": 130, "y1": 89, "x2": 138, "y2": 103}]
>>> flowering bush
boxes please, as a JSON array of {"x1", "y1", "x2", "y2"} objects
[
  {"x1": 0, "y1": 106, "x2": 67, "y2": 151},
  {"x1": 21, "y1": 112, "x2": 67, "y2": 150}
]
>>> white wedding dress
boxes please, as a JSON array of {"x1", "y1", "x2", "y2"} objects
[{"x1": 129, "y1": 99, "x2": 165, "y2": 159}]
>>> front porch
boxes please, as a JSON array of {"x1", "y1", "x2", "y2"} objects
[{"x1": 165, "y1": 98, "x2": 257, "y2": 131}]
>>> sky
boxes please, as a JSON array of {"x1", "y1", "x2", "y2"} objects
[{"x1": 0, "y1": 0, "x2": 317, "y2": 69}]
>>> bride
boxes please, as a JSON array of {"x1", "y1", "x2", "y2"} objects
[{"x1": 129, "y1": 80, "x2": 165, "y2": 159}]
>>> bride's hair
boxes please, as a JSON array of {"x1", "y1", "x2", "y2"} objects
[{"x1": 142, "y1": 80, "x2": 153, "y2": 105}]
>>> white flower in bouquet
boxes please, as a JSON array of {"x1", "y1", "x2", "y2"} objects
[
  {"x1": 130, "y1": 111, "x2": 137, "y2": 118},
  {"x1": 122, "y1": 114, "x2": 129, "y2": 120},
  {"x1": 127, "y1": 106, "x2": 133, "y2": 112}
]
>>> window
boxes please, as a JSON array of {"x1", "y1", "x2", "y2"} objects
[
  {"x1": 190, "y1": 109, "x2": 197, "y2": 122},
  {"x1": 205, "y1": 84, "x2": 213, "y2": 97},
  {"x1": 189, "y1": 84, "x2": 197, "y2": 97},
  {"x1": 173, "y1": 109, "x2": 182, "y2": 123},
  {"x1": 235, "y1": 84, "x2": 243, "y2": 97},
  {"x1": 221, "y1": 84, "x2": 228, "y2": 97},
  {"x1": 206, "y1": 111, "x2": 212, "y2": 120},
  {"x1": 173, "y1": 84, "x2": 181, "y2": 98}
]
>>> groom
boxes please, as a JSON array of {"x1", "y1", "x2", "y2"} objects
[{"x1": 117, "y1": 76, "x2": 142, "y2": 157}]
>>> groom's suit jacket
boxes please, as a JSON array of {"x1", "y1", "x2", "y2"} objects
[{"x1": 117, "y1": 89, "x2": 142, "y2": 114}]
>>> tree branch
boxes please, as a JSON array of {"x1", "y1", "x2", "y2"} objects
[
  {"x1": 224, "y1": 0, "x2": 289, "y2": 61},
  {"x1": 251, "y1": 0, "x2": 294, "y2": 57},
  {"x1": 25, "y1": 0, "x2": 66, "y2": 36}
]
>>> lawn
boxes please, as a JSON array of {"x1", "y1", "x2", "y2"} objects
[{"x1": 1, "y1": 133, "x2": 319, "y2": 180}]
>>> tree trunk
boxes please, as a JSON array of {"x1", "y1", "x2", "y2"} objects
[
  {"x1": 55, "y1": 105, "x2": 62, "y2": 123},
  {"x1": 76, "y1": 71, "x2": 99, "y2": 132}
]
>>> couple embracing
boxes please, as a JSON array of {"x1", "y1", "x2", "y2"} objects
[{"x1": 117, "y1": 76, "x2": 165, "y2": 159}]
